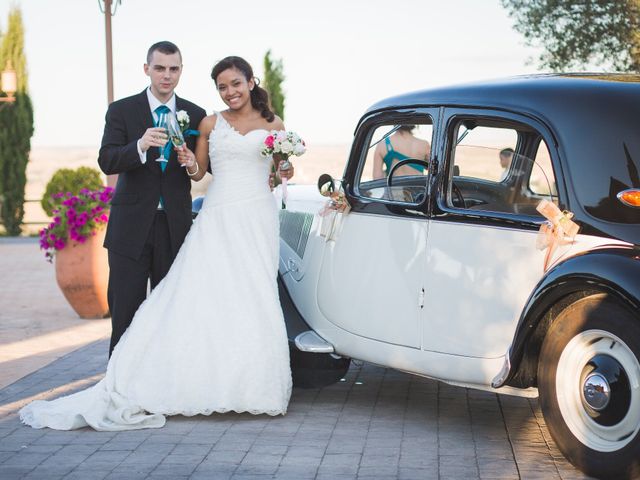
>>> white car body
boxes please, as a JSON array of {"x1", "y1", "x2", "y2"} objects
[{"x1": 277, "y1": 185, "x2": 627, "y2": 396}]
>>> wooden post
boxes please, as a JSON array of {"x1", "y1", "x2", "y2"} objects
[{"x1": 104, "y1": 0, "x2": 118, "y2": 187}]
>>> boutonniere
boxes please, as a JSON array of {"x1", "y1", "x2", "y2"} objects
[{"x1": 176, "y1": 110, "x2": 199, "y2": 137}]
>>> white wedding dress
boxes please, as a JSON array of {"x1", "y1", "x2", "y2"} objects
[{"x1": 19, "y1": 113, "x2": 292, "y2": 431}]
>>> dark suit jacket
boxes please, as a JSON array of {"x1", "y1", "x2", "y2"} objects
[{"x1": 98, "y1": 90, "x2": 207, "y2": 260}]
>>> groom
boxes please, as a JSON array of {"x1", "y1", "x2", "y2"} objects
[{"x1": 98, "y1": 41, "x2": 206, "y2": 356}]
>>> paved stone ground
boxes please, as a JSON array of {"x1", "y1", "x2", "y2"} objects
[
  {"x1": 0, "y1": 340, "x2": 594, "y2": 480},
  {"x1": 0, "y1": 237, "x2": 110, "y2": 389}
]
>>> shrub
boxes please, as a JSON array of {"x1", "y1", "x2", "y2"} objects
[{"x1": 41, "y1": 167, "x2": 104, "y2": 217}]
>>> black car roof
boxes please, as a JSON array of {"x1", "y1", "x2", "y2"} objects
[{"x1": 366, "y1": 73, "x2": 640, "y2": 115}]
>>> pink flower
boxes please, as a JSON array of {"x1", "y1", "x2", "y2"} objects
[
  {"x1": 265, "y1": 135, "x2": 275, "y2": 149},
  {"x1": 38, "y1": 186, "x2": 113, "y2": 260}
]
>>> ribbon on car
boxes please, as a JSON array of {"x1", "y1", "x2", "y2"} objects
[
  {"x1": 535, "y1": 199, "x2": 579, "y2": 272},
  {"x1": 319, "y1": 192, "x2": 351, "y2": 241}
]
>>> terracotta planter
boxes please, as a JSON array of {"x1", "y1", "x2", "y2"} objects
[{"x1": 55, "y1": 228, "x2": 110, "y2": 319}]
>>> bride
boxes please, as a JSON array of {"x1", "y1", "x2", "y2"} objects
[{"x1": 19, "y1": 56, "x2": 293, "y2": 431}]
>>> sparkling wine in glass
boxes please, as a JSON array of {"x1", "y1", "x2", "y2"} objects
[
  {"x1": 155, "y1": 112, "x2": 169, "y2": 163},
  {"x1": 166, "y1": 114, "x2": 187, "y2": 167}
]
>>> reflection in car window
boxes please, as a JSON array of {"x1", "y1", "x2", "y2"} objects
[
  {"x1": 357, "y1": 121, "x2": 433, "y2": 205},
  {"x1": 529, "y1": 140, "x2": 558, "y2": 198},
  {"x1": 454, "y1": 125, "x2": 517, "y2": 183},
  {"x1": 448, "y1": 121, "x2": 558, "y2": 216}
]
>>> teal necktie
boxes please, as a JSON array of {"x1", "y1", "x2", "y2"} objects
[{"x1": 154, "y1": 105, "x2": 171, "y2": 172}]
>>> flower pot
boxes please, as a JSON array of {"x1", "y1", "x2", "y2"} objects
[{"x1": 55, "y1": 228, "x2": 110, "y2": 319}]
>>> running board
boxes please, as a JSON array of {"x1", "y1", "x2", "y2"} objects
[{"x1": 294, "y1": 331, "x2": 335, "y2": 353}]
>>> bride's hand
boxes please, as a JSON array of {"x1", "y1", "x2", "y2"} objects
[
  {"x1": 176, "y1": 145, "x2": 196, "y2": 168},
  {"x1": 278, "y1": 160, "x2": 294, "y2": 180}
]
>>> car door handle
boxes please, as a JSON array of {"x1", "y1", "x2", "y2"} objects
[{"x1": 287, "y1": 259, "x2": 299, "y2": 273}]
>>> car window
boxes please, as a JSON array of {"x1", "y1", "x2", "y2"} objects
[
  {"x1": 356, "y1": 120, "x2": 433, "y2": 205},
  {"x1": 448, "y1": 120, "x2": 558, "y2": 216},
  {"x1": 529, "y1": 140, "x2": 558, "y2": 198},
  {"x1": 454, "y1": 125, "x2": 517, "y2": 183}
]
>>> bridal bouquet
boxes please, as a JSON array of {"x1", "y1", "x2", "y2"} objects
[
  {"x1": 261, "y1": 130, "x2": 306, "y2": 158},
  {"x1": 261, "y1": 131, "x2": 306, "y2": 208}
]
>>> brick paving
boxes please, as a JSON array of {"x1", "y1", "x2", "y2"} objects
[
  {"x1": 0, "y1": 237, "x2": 110, "y2": 389},
  {"x1": 0, "y1": 339, "x2": 594, "y2": 480},
  {"x1": 0, "y1": 237, "x2": 595, "y2": 479}
]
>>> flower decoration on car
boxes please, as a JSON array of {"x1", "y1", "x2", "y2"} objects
[{"x1": 535, "y1": 199, "x2": 579, "y2": 271}]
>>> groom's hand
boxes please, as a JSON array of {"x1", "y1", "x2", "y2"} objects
[{"x1": 139, "y1": 127, "x2": 168, "y2": 152}]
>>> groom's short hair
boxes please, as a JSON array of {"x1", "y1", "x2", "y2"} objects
[{"x1": 147, "y1": 41, "x2": 182, "y2": 64}]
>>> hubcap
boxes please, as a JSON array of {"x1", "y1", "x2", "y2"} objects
[
  {"x1": 555, "y1": 329, "x2": 640, "y2": 452},
  {"x1": 582, "y1": 372, "x2": 610, "y2": 411},
  {"x1": 579, "y1": 353, "x2": 631, "y2": 426}
]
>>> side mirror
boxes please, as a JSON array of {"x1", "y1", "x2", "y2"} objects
[{"x1": 318, "y1": 173, "x2": 335, "y2": 197}]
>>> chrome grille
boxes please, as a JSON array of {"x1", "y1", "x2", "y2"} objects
[{"x1": 279, "y1": 211, "x2": 314, "y2": 259}]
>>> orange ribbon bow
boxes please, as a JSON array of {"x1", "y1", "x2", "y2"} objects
[
  {"x1": 319, "y1": 191, "x2": 351, "y2": 217},
  {"x1": 535, "y1": 199, "x2": 579, "y2": 271},
  {"x1": 319, "y1": 192, "x2": 350, "y2": 240}
]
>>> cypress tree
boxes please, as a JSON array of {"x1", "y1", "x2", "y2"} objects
[
  {"x1": 263, "y1": 50, "x2": 286, "y2": 120},
  {"x1": 0, "y1": 8, "x2": 34, "y2": 235}
]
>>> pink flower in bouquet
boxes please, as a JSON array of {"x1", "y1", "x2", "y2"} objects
[{"x1": 265, "y1": 135, "x2": 275, "y2": 149}]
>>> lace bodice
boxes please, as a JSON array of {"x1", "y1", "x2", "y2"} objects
[{"x1": 204, "y1": 113, "x2": 273, "y2": 206}]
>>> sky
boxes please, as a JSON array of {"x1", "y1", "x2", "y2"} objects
[{"x1": 0, "y1": 0, "x2": 548, "y2": 148}]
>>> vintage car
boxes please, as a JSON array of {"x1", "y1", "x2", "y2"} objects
[{"x1": 275, "y1": 74, "x2": 640, "y2": 479}]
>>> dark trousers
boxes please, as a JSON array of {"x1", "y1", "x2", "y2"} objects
[{"x1": 107, "y1": 211, "x2": 174, "y2": 356}]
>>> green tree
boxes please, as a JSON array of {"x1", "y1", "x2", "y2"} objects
[
  {"x1": 502, "y1": 0, "x2": 640, "y2": 72},
  {"x1": 263, "y1": 49, "x2": 286, "y2": 120},
  {"x1": 0, "y1": 8, "x2": 34, "y2": 235}
]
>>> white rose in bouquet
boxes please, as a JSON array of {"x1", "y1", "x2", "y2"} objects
[
  {"x1": 293, "y1": 143, "x2": 306, "y2": 156},
  {"x1": 280, "y1": 140, "x2": 294, "y2": 155}
]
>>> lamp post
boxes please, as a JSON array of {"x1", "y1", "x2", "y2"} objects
[
  {"x1": 99, "y1": 0, "x2": 122, "y2": 186},
  {"x1": 0, "y1": 60, "x2": 17, "y2": 108}
]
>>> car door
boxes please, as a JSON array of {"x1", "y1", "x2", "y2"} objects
[
  {"x1": 316, "y1": 113, "x2": 436, "y2": 348},
  {"x1": 422, "y1": 109, "x2": 562, "y2": 358}
]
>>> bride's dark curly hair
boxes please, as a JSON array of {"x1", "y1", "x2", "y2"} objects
[{"x1": 211, "y1": 56, "x2": 275, "y2": 122}]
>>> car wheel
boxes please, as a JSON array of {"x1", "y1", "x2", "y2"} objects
[
  {"x1": 538, "y1": 294, "x2": 640, "y2": 479},
  {"x1": 289, "y1": 348, "x2": 351, "y2": 389}
]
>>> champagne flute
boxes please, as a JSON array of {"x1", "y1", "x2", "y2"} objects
[
  {"x1": 155, "y1": 112, "x2": 169, "y2": 163},
  {"x1": 166, "y1": 113, "x2": 187, "y2": 167}
]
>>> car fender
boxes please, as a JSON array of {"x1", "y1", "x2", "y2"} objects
[{"x1": 496, "y1": 245, "x2": 640, "y2": 388}]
